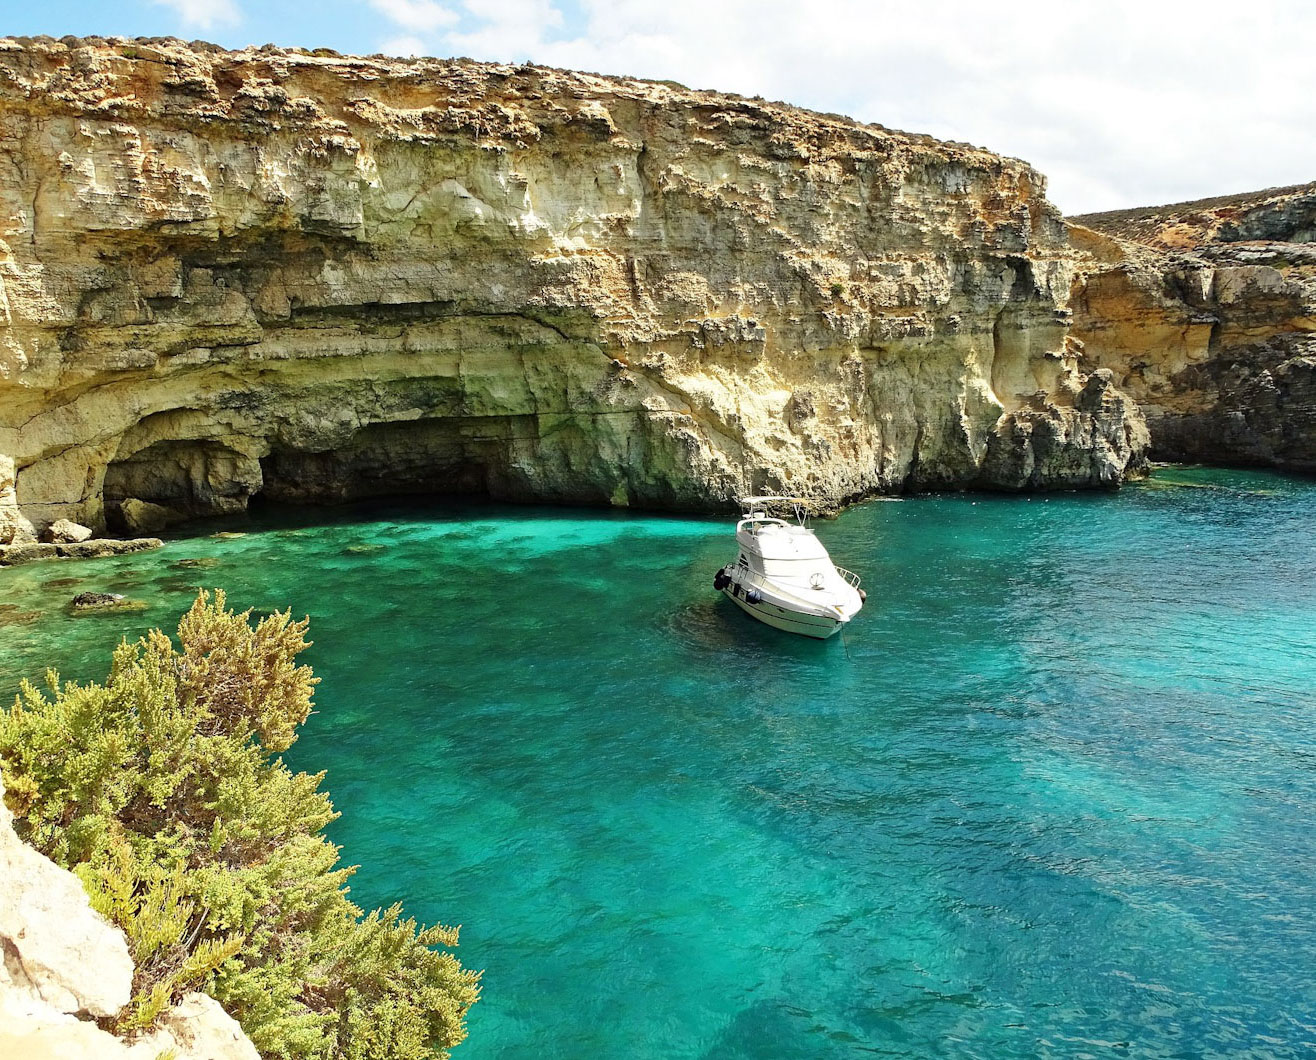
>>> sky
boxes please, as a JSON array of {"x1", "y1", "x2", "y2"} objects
[{"x1": 5, "y1": 0, "x2": 1314, "y2": 215}]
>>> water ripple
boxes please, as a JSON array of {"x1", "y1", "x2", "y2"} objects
[{"x1": 1, "y1": 474, "x2": 1315, "y2": 1057}]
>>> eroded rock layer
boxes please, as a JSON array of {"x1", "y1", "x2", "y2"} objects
[
  {"x1": 0, "y1": 36, "x2": 1147, "y2": 538},
  {"x1": 1071, "y1": 184, "x2": 1316, "y2": 470}
]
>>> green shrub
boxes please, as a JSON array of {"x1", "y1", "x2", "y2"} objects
[{"x1": 0, "y1": 590, "x2": 480, "y2": 1059}]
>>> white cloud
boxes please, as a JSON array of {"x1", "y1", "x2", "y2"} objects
[
  {"x1": 151, "y1": 0, "x2": 241, "y2": 29},
  {"x1": 400, "y1": 0, "x2": 1313, "y2": 214},
  {"x1": 369, "y1": 0, "x2": 459, "y2": 33},
  {"x1": 443, "y1": 0, "x2": 563, "y2": 62},
  {"x1": 379, "y1": 34, "x2": 430, "y2": 57},
  {"x1": 357, "y1": 0, "x2": 1315, "y2": 212}
]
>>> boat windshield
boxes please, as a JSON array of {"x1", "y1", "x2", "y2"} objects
[
  {"x1": 761, "y1": 556, "x2": 830, "y2": 578},
  {"x1": 737, "y1": 517, "x2": 790, "y2": 535}
]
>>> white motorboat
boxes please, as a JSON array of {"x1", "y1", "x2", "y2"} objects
[{"x1": 712, "y1": 496, "x2": 865, "y2": 639}]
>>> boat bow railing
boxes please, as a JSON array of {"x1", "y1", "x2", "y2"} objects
[
  {"x1": 834, "y1": 566, "x2": 862, "y2": 590},
  {"x1": 726, "y1": 563, "x2": 859, "y2": 610}
]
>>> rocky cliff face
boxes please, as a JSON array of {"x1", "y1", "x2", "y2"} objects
[
  {"x1": 0, "y1": 771, "x2": 258, "y2": 1060},
  {"x1": 0, "y1": 36, "x2": 1147, "y2": 539},
  {"x1": 1070, "y1": 184, "x2": 1316, "y2": 469}
]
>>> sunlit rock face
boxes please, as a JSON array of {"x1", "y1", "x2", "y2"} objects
[
  {"x1": 1071, "y1": 184, "x2": 1316, "y2": 470},
  {"x1": 0, "y1": 36, "x2": 1147, "y2": 535}
]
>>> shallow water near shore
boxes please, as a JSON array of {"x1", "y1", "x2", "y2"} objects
[{"x1": 3, "y1": 467, "x2": 1316, "y2": 1058}]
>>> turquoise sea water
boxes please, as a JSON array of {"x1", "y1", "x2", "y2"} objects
[{"x1": 2, "y1": 467, "x2": 1316, "y2": 1058}]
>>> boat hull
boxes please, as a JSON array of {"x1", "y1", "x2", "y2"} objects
[{"x1": 721, "y1": 585, "x2": 846, "y2": 639}]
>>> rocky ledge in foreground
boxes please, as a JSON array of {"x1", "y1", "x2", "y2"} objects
[
  {"x1": 1069, "y1": 182, "x2": 1316, "y2": 471},
  {"x1": 0, "y1": 771, "x2": 258, "y2": 1060},
  {"x1": 0, "y1": 536, "x2": 163, "y2": 565},
  {"x1": 0, "y1": 36, "x2": 1147, "y2": 542}
]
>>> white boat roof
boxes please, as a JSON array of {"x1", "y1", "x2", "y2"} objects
[{"x1": 737, "y1": 519, "x2": 830, "y2": 561}]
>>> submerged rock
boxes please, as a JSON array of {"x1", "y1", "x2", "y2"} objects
[
  {"x1": 71, "y1": 591, "x2": 124, "y2": 608},
  {"x1": 172, "y1": 556, "x2": 221, "y2": 570},
  {"x1": 70, "y1": 592, "x2": 146, "y2": 613}
]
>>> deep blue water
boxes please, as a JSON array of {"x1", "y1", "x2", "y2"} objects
[{"x1": 2, "y1": 467, "x2": 1315, "y2": 1058}]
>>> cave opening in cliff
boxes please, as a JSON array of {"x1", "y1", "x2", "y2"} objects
[
  {"x1": 254, "y1": 417, "x2": 537, "y2": 507},
  {"x1": 102, "y1": 437, "x2": 262, "y2": 532}
]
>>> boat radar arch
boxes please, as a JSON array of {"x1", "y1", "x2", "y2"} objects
[
  {"x1": 738, "y1": 495, "x2": 817, "y2": 522},
  {"x1": 739, "y1": 495, "x2": 814, "y2": 510}
]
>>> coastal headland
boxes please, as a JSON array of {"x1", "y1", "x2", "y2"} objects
[{"x1": 1, "y1": 35, "x2": 1156, "y2": 547}]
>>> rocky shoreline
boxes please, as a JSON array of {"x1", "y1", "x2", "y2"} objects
[
  {"x1": 0, "y1": 537, "x2": 163, "y2": 566},
  {"x1": 0, "y1": 38, "x2": 1308, "y2": 544}
]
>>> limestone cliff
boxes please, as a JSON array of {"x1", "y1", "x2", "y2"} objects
[
  {"x1": 1071, "y1": 183, "x2": 1316, "y2": 469},
  {"x1": 0, "y1": 36, "x2": 1147, "y2": 539},
  {"x1": 0, "y1": 770, "x2": 259, "y2": 1060}
]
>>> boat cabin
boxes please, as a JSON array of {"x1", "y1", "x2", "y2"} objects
[{"x1": 734, "y1": 497, "x2": 841, "y2": 585}]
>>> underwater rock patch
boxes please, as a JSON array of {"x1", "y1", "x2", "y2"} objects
[{"x1": 70, "y1": 592, "x2": 148, "y2": 613}]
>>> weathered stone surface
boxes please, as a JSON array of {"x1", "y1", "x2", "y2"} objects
[
  {"x1": 119, "y1": 498, "x2": 181, "y2": 535},
  {"x1": 0, "y1": 542, "x2": 57, "y2": 565},
  {"x1": 0, "y1": 772, "x2": 134, "y2": 1019},
  {"x1": 0, "y1": 996, "x2": 260, "y2": 1060},
  {"x1": 0, "y1": 36, "x2": 1147, "y2": 537},
  {"x1": 0, "y1": 1010, "x2": 129, "y2": 1060},
  {"x1": 41, "y1": 518, "x2": 93, "y2": 543},
  {"x1": 0, "y1": 456, "x2": 36, "y2": 544},
  {"x1": 1071, "y1": 183, "x2": 1316, "y2": 469},
  {"x1": 979, "y1": 368, "x2": 1150, "y2": 490},
  {"x1": 151, "y1": 991, "x2": 261, "y2": 1060},
  {"x1": 0, "y1": 536, "x2": 162, "y2": 565},
  {"x1": 0, "y1": 770, "x2": 260, "y2": 1060},
  {"x1": 55, "y1": 536, "x2": 164, "y2": 560}
]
